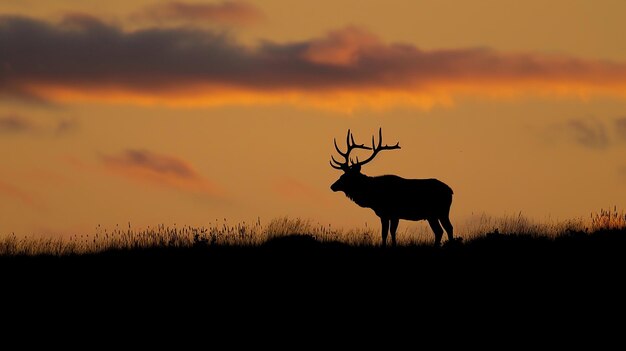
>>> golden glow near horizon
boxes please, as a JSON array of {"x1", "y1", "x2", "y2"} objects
[{"x1": 1, "y1": 1, "x2": 626, "y2": 237}]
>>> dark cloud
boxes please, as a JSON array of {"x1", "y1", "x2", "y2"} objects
[
  {"x1": 2, "y1": 16, "x2": 626, "y2": 109},
  {"x1": 1, "y1": 15, "x2": 252, "y2": 92},
  {"x1": 552, "y1": 117, "x2": 626, "y2": 149},
  {"x1": 0, "y1": 113, "x2": 78, "y2": 135},
  {"x1": 102, "y1": 149, "x2": 197, "y2": 178},
  {"x1": 55, "y1": 118, "x2": 79, "y2": 135},
  {"x1": 131, "y1": 1, "x2": 263, "y2": 25},
  {"x1": 100, "y1": 149, "x2": 222, "y2": 196},
  {"x1": 0, "y1": 114, "x2": 36, "y2": 133},
  {"x1": 0, "y1": 85, "x2": 57, "y2": 106},
  {"x1": 565, "y1": 118, "x2": 609, "y2": 149}
]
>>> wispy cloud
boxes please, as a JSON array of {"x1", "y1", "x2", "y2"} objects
[
  {"x1": 0, "y1": 113, "x2": 78, "y2": 136},
  {"x1": 3, "y1": 15, "x2": 626, "y2": 111},
  {"x1": 0, "y1": 114, "x2": 36, "y2": 133},
  {"x1": 302, "y1": 26, "x2": 381, "y2": 66},
  {"x1": 130, "y1": 1, "x2": 263, "y2": 25},
  {"x1": 564, "y1": 118, "x2": 610, "y2": 149},
  {"x1": 0, "y1": 179, "x2": 41, "y2": 210},
  {"x1": 100, "y1": 149, "x2": 223, "y2": 197},
  {"x1": 546, "y1": 116, "x2": 626, "y2": 149},
  {"x1": 54, "y1": 118, "x2": 79, "y2": 135},
  {"x1": 614, "y1": 117, "x2": 626, "y2": 142}
]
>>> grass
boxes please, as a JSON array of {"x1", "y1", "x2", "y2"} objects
[
  {"x1": 2, "y1": 207, "x2": 625, "y2": 319},
  {"x1": 1, "y1": 207, "x2": 624, "y2": 257},
  {"x1": 0, "y1": 209, "x2": 620, "y2": 255}
]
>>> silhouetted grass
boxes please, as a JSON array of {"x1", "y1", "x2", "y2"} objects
[
  {"x1": 1, "y1": 208, "x2": 624, "y2": 257},
  {"x1": 2, "y1": 208, "x2": 625, "y2": 321},
  {"x1": 3, "y1": 209, "x2": 623, "y2": 339}
]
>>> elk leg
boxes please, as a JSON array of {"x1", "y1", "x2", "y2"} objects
[
  {"x1": 427, "y1": 218, "x2": 444, "y2": 246},
  {"x1": 440, "y1": 216, "x2": 454, "y2": 241},
  {"x1": 380, "y1": 217, "x2": 389, "y2": 247},
  {"x1": 390, "y1": 218, "x2": 399, "y2": 247}
]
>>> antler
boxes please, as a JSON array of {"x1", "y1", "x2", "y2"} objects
[
  {"x1": 330, "y1": 128, "x2": 400, "y2": 171},
  {"x1": 352, "y1": 128, "x2": 400, "y2": 168},
  {"x1": 330, "y1": 129, "x2": 372, "y2": 170}
]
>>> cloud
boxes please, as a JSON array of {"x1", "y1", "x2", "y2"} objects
[
  {"x1": 3, "y1": 15, "x2": 626, "y2": 111},
  {"x1": 100, "y1": 149, "x2": 223, "y2": 197},
  {"x1": 546, "y1": 116, "x2": 626, "y2": 149},
  {"x1": 0, "y1": 179, "x2": 41, "y2": 210},
  {"x1": 54, "y1": 118, "x2": 79, "y2": 135},
  {"x1": 614, "y1": 117, "x2": 626, "y2": 142},
  {"x1": 0, "y1": 114, "x2": 36, "y2": 133},
  {"x1": 131, "y1": 1, "x2": 263, "y2": 25},
  {"x1": 0, "y1": 113, "x2": 78, "y2": 136},
  {"x1": 0, "y1": 85, "x2": 57, "y2": 106},
  {"x1": 564, "y1": 118, "x2": 609, "y2": 149},
  {"x1": 303, "y1": 26, "x2": 381, "y2": 66}
]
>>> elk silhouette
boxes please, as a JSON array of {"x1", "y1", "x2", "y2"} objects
[{"x1": 330, "y1": 128, "x2": 454, "y2": 247}]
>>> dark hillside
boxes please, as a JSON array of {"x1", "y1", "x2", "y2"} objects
[{"x1": 4, "y1": 229, "x2": 624, "y2": 290}]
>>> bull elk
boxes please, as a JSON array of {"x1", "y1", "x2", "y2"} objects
[{"x1": 330, "y1": 128, "x2": 454, "y2": 247}]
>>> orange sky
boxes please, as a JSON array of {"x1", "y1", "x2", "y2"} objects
[{"x1": 1, "y1": 1, "x2": 626, "y2": 237}]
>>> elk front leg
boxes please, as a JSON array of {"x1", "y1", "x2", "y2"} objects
[
  {"x1": 390, "y1": 218, "x2": 399, "y2": 247},
  {"x1": 380, "y1": 217, "x2": 389, "y2": 247},
  {"x1": 427, "y1": 218, "x2": 444, "y2": 247}
]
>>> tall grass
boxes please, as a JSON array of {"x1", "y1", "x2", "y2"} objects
[
  {"x1": 1, "y1": 207, "x2": 624, "y2": 256},
  {"x1": 0, "y1": 217, "x2": 374, "y2": 256},
  {"x1": 590, "y1": 206, "x2": 626, "y2": 232},
  {"x1": 460, "y1": 211, "x2": 587, "y2": 239},
  {"x1": 0, "y1": 220, "x2": 262, "y2": 256}
]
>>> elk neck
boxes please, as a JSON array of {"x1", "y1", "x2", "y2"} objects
[{"x1": 342, "y1": 173, "x2": 377, "y2": 208}]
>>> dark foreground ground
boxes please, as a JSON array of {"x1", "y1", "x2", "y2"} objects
[
  {"x1": 4, "y1": 229, "x2": 625, "y2": 291},
  {"x1": 2, "y1": 229, "x2": 625, "y2": 340}
]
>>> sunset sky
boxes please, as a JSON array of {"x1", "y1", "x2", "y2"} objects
[{"x1": 2, "y1": 0, "x2": 626, "y2": 237}]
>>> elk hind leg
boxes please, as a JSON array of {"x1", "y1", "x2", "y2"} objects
[
  {"x1": 390, "y1": 218, "x2": 399, "y2": 247},
  {"x1": 440, "y1": 215, "x2": 454, "y2": 241},
  {"x1": 380, "y1": 217, "x2": 389, "y2": 247},
  {"x1": 427, "y1": 218, "x2": 444, "y2": 246}
]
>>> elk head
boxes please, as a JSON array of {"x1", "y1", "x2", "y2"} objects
[{"x1": 330, "y1": 128, "x2": 400, "y2": 192}]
